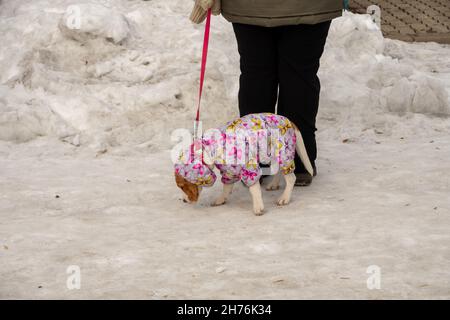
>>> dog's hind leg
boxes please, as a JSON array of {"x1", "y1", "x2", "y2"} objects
[
  {"x1": 266, "y1": 172, "x2": 281, "y2": 191},
  {"x1": 277, "y1": 173, "x2": 296, "y2": 206},
  {"x1": 212, "y1": 183, "x2": 234, "y2": 206},
  {"x1": 249, "y1": 182, "x2": 265, "y2": 215}
]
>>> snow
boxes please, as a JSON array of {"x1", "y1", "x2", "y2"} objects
[
  {"x1": 0, "y1": 0, "x2": 450, "y2": 299},
  {"x1": 59, "y1": 3, "x2": 130, "y2": 44}
]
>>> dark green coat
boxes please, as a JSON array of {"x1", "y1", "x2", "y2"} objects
[{"x1": 221, "y1": 0, "x2": 343, "y2": 27}]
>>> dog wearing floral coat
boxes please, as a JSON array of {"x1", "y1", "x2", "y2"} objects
[{"x1": 174, "y1": 113, "x2": 313, "y2": 215}]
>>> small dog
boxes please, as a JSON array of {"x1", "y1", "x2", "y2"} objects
[{"x1": 174, "y1": 113, "x2": 313, "y2": 215}]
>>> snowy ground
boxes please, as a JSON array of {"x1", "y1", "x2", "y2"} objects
[{"x1": 1, "y1": 0, "x2": 450, "y2": 299}]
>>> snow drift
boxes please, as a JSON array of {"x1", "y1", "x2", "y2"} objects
[
  {"x1": 58, "y1": 3, "x2": 130, "y2": 44},
  {"x1": 0, "y1": 0, "x2": 449, "y2": 149}
]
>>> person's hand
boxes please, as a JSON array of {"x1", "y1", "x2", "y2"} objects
[{"x1": 190, "y1": 0, "x2": 221, "y2": 24}]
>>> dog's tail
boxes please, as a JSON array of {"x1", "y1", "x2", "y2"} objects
[{"x1": 293, "y1": 124, "x2": 314, "y2": 176}]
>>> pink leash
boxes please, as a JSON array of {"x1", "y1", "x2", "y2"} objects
[
  {"x1": 195, "y1": 8, "x2": 212, "y2": 122},
  {"x1": 192, "y1": 9, "x2": 212, "y2": 160}
]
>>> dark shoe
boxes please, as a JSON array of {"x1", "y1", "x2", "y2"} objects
[{"x1": 295, "y1": 167, "x2": 317, "y2": 187}]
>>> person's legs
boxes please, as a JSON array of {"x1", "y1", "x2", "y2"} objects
[
  {"x1": 276, "y1": 21, "x2": 331, "y2": 174},
  {"x1": 232, "y1": 23, "x2": 279, "y2": 116}
]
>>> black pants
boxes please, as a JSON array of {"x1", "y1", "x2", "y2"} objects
[{"x1": 232, "y1": 21, "x2": 331, "y2": 173}]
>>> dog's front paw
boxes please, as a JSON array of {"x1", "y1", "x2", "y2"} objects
[
  {"x1": 212, "y1": 197, "x2": 226, "y2": 207},
  {"x1": 253, "y1": 203, "x2": 265, "y2": 216},
  {"x1": 277, "y1": 194, "x2": 291, "y2": 206}
]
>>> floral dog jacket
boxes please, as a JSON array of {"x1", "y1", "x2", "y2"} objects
[{"x1": 174, "y1": 113, "x2": 297, "y2": 187}]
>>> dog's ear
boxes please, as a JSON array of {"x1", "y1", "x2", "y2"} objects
[
  {"x1": 175, "y1": 172, "x2": 200, "y2": 202},
  {"x1": 175, "y1": 172, "x2": 186, "y2": 187}
]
